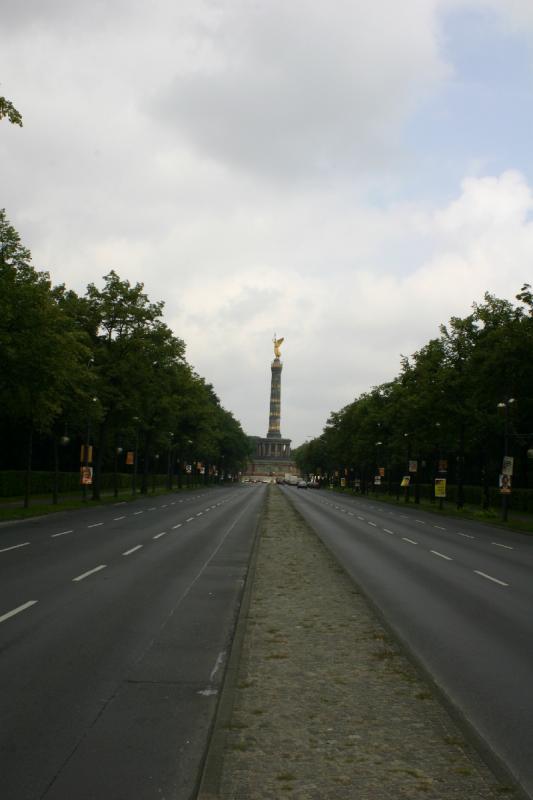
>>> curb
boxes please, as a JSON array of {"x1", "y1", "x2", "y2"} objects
[{"x1": 195, "y1": 486, "x2": 268, "y2": 799}]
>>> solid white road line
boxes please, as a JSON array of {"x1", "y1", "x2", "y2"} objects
[
  {"x1": 123, "y1": 545, "x2": 143, "y2": 556},
  {"x1": 431, "y1": 550, "x2": 453, "y2": 561},
  {"x1": 402, "y1": 537, "x2": 418, "y2": 545},
  {"x1": 474, "y1": 570, "x2": 509, "y2": 587},
  {"x1": 73, "y1": 565, "x2": 107, "y2": 582},
  {"x1": 153, "y1": 532, "x2": 167, "y2": 539},
  {"x1": 88, "y1": 522, "x2": 103, "y2": 528},
  {"x1": 0, "y1": 600, "x2": 38, "y2": 624},
  {"x1": 0, "y1": 542, "x2": 31, "y2": 553},
  {"x1": 492, "y1": 542, "x2": 514, "y2": 550},
  {"x1": 51, "y1": 530, "x2": 73, "y2": 538},
  {"x1": 113, "y1": 516, "x2": 126, "y2": 521}
]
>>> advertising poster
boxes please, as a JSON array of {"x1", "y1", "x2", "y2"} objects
[{"x1": 434, "y1": 478, "x2": 446, "y2": 498}]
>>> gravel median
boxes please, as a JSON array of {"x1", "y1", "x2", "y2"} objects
[{"x1": 199, "y1": 485, "x2": 514, "y2": 799}]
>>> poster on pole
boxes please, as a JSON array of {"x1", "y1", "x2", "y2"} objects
[
  {"x1": 126, "y1": 451, "x2": 135, "y2": 465},
  {"x1": 374, "y1": 476, "x2": 381, "y2": 485},
  {"x1": 434, "y1": 478, "x2": 446, "y2": 498},
  {"x1": 502, "y1": 456, "x2": 514, "y2": 476},
  {"x1": 401, "y1": 475, "x2": 410, "y2": 487},
  {"x1": 378, "y1": 467, "x2": 385, "y2": 477},
  {"x1": 80, "y1": 466, "x2": 93, "y2": 485},
  {"x1": 408, "y1": 460, "x2": 418, "y2": 473},
  {"x1": 499, "y1": 474, "x2": 512, "y2": 494}
]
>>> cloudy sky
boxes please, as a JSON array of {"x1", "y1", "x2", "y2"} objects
[{"x1": 1, "y1": 1, "x2": 532, "y2": 445}]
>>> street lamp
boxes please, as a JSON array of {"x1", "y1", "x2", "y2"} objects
[
  {"x1": 375, "y1": 441, "x2": 383, "y2": 494},
  {"x1": 167, "y1": 432, "x2": 174, "y2": 491},
  {"x1": 132, "y1": 416, "x2": 140, "y2": 495},
  {"x1": 404, "y1": 433, "x2": 411, "y2": 502},
  {"x1": 497, "y1": 398, "x2": 515, "y2": 522}
]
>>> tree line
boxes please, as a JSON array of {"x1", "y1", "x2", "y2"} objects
[
  {"x1": 293, "y1": 288, "x2": 533, "y2": 510},
  {"x1": 0, "y1": 209, "x2": 251, "y2": 505}
]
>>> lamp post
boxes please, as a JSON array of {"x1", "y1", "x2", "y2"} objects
[
  {"x1": 375, "y1": 441, "x2": 383, "y2": 494},
  {"x1": 404, "y1": 433, "x2": 411, "y2": 503},
  {"x1": 167, "y1": 432, "x2": 174, "y2": 491},
  {"x1": 132, "y1": 416, "x2": 140, "y2": 495},
  {"x1": 497, "y1": 398, "x2": 515, "y2": 522},
  {"x1": 82, "y1": 396, "x2": 97, "y2": 502},
  {"x1": 114, "y1": 445, "x2": 123, "y2": 498}
]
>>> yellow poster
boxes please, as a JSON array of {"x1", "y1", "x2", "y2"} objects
[
  {"x1": 435, "y1": 478, "x2": 446, "y2": 498},
  {"x1": 400, "y1": 476, "x2": 410, "y2": 487}
]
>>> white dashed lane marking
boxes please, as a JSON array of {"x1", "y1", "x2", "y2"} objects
[
  {"x1": 474, "y1": 570, "x2": 509, "y2": 587},
  {"x1": 431, "y1": 550, "x2": 453, "y2": 561},
  {"x1": 492, "y1": 542, "x2": 514, "y2": 551},
  {"x1": 88, "y1": 522, "x2": 103, "y2": 529},
  {"x1": 153, "y1": 532, "x2": 167, "y2": 539},
  {"x1": 123, "y1": 545, "x2": 143, "y2": 556},
  {"x1": 0, "y1": 542, "x2": 31, "y2": 553},
  {"x1": 73, "y1": 565, "x2": 107, "y2": 582},
  {"x1": 172, "y1": 523, "x2": 182, "y2": 530},
  {"x1": 51, "y1": 530, "x2": 73, "y2": 538},
  {"x1": 0, "y1": 600, "x2": 38, "y2": 624},
  {"x1": 383, "y1": 529, "x2": 394, "y2": 535},
  {"x1": 402, "y1": 537, "x2": 418, "y2": 545},
  {"x1": 186, "y1": 517, "x2": 194, "y2": 523}
]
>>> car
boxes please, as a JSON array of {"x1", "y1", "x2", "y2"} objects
[{"x1": 297, "y1": 480, "x2": 308, "y2": 489}]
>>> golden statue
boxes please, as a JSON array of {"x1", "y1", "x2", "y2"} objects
[{"x1": 273, "y1": 335, "x2": 284, "y2": 358}]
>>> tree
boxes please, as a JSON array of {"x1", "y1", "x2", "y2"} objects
[
  {"x1": 0, "y1": 96, "x2": 23, "y2": 126},
  {"x1": 0, "y1": 210, "x2": 91, "y2": 505}
]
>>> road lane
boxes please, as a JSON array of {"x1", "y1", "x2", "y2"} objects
[
  {"x1": 284, "y1": 486, "x2": 533, "y2": 799},
  {"x1": 0, "y1": 484, "x2": 266, "y2": 800}
]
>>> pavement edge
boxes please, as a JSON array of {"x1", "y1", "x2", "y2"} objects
[{"x1": 195, "y1": 486, "x2": 268, "y2": 800}]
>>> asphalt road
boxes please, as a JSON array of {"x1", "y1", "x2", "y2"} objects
[
  {"x1": 0, "y1": 483, "x2": 265, "y2": 800},
  {"x1": 284, "y1": 486, "x2": 533, "y2": 799}
]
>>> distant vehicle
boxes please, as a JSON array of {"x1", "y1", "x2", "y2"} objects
[
  {"x1": 286, "y1": 475, "x2": 299, "y2": 486},
  {"x1": 297, "y1": 480, "x2": 308, "y2": 489}
]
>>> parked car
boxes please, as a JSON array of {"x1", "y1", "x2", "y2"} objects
[{"x1": 297, "y1": 480, "x2": 308, "y2": 489}]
